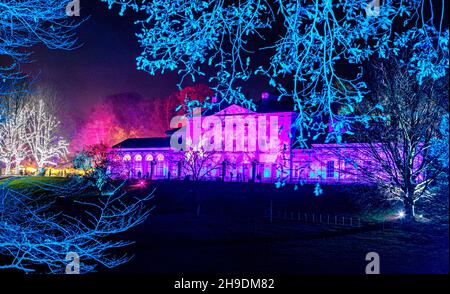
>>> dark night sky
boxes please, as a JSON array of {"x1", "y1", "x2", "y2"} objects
[
  {"x1": 24, "y1": 0, "x2": 273, "y2": 122},
  {"x1": 24, "y1": 0, "x2": 448, "y2": 123}
]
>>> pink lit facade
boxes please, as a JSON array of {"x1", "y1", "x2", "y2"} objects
[{"x1": 111, "y1": 104, "x2": 422, "y2": 184}]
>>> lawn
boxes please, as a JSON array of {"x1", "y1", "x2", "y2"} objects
[
  {"x1": 1, "y1": 178, "x2": 447, "y2": 274},
  {"x1": 115, "y1": 211, "x2": 448, "y2": 274},
  {"x1": 113, "y1": 181, "x2": 449, "y2": 274},
  {"x1": 0, "y1": 176, "x2": 69, "y2": 190}
]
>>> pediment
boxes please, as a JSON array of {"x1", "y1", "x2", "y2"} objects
[{"x1": 214, "y1": 104, "x2": 255, "y2": 116}]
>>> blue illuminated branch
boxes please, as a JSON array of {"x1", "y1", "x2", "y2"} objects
[
  {"x1": 0, "y1": 1, "x2": 81, "y2": 83},
  {"x1": 431, "y1": 113, "x2": 449, "y2": 170},
  {"x1": 101, "y1": 0, "x2": 273, "y2": 110},
  {"x1": 0, "y1": 179, "x2": 153, "y2": 273},
  {"x1": 101, "y1": 0, "x2": 448, "y2": 145},
  {"x1": 259, "y1": 0, "x2": 447, "y2": 146},
  {"x1": 394, "y1": 25, "x2": 449, "y2": 84}
]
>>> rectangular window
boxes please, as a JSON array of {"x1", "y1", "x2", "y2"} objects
[
  {"x1": 264, "y1": 165, "x2": 271, "y2": 178},
  {"x1": 293, "y1": 163, "x2": 300, "y2": 178},
  {"x1": 157, "y1": 163, "x2": 165, "y2": 176},
  {"x1": 327, "y1": 161, "x2": 335, "y2": 178},
  {"x1": 243, "y1": 164, "x2": 249, "y2": 179}
]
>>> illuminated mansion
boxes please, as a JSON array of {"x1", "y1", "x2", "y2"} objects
[{"x1": 112, "y1": 94, "x2": 380, "y2": 184}]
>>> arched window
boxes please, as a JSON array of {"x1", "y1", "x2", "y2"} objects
[
  {"x1": 135, "y1": 154, "x2": 142, "y2": 162},
  {"x1": 157, "y1": 154, "x2": 165, "y2": 162},
  {"x1": 145, "y1": 154, "x2": 154, "y2": 161},
  {"x1": 123, "y1": 154, "x2": 131, "y2": 161}
]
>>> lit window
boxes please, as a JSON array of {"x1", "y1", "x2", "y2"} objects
[
  {"x1": 264, "y1": 165, "x2": 271, "y2": 178},
  {"x1": 157, "y1": 161, "x2": 166, "y2": 176},
  {"x1": 135, "y1": 154, "x2": 142, "y2": 162},
  {"x1": 146, "y1": 154, "x2": 154, "y2": 161},
  {"x1": 123, "y1": 154, "x2": 131, "y2": 161},
  {"x1": 157, "y1": 154, "x2": 165, "y2": 162}
]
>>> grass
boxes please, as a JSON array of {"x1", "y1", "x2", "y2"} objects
[
  {"x1": 114, "y1": 211, "x2": 448, "y2": 274},
  {"x1": 0, "y1": 177, "x2": 447, "y2": 273},
  {"x1": 0, "y1": 176, "x2": 69, "y2": 190},
  {"x1": 114, "y1": 181, "x2": 449, "y2": 274}
]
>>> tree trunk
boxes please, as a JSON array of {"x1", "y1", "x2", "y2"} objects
[
  {"x1": 14, "y1": 161, "x2": 21, "y2": 175},
  {"x1": 403, "y1": 199, "x2": 414, "y2": 220},
  {"x1": 403, "y1": 186, "x2": 416, "y2": 221},
  {"x1": 5, "y1": 163, "x2": 12, "y2": 175}
]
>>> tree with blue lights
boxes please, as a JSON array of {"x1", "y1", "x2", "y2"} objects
[
  {"x1": 429, "y1": 113, "x2": 449, "y2": 219},
  {"x1": 0, "y1": 0, "x2": 80, "y2": 123},
  {"x1": 73, "y1": 143, "x2": 126, "y2": 194},
  {"x1": 101, "y1": 0, "x2": 448, "y2": 146},
  {"x1": 0, "y1": 178, "x2": 153, "y2": 273},
  {"x1": 0, "y1": 0, "x2": 79, "y2": 83},
  {"x1": 348, "y1": 49, "x2": 448, "y2": 221},
  {"x1": 431, "y1": 114, "x2": 449, "y2": 171}
]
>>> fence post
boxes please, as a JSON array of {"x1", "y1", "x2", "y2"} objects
[
  {"x1": 358, "y1": 218, "x2": 361, "y2": 227},
  {"x1": 312, "y1": 213, "x2": 315, "y2": 223},
  {"x1": 319, "y1": 214, "x2": 322, "y2": 223},
  {"x1": 327, "y1": 214, "x2": 330, "y2": 224},
  {"x1": 342, "y1": 216, "x2": 345, "y2": 226},
  {"x1": 350, "y1": 217, "x2": 353, "y2": 226}
]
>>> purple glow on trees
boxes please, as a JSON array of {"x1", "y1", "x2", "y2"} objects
[{"x1": 71, "y1": 86, "x2": 213, "y2": 151}]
